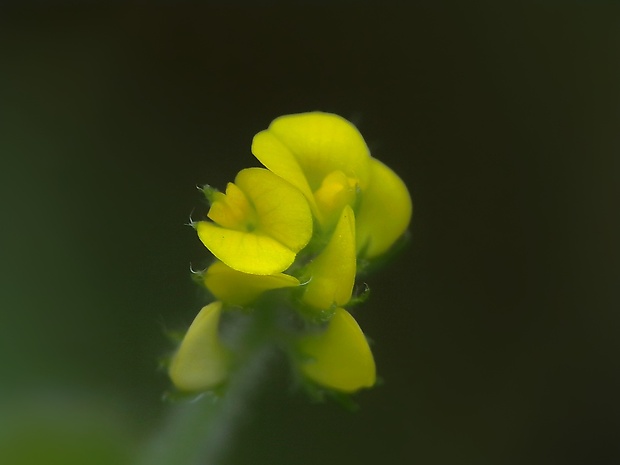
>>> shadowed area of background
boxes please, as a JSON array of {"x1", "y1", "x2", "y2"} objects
[{"x1": 1, "y1": 4, "x2": 618, "y2": 465}]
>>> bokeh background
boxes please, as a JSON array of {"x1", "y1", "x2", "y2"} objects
[{"x1": 1, "y1": 4, "x2": 619, "y2": 465}]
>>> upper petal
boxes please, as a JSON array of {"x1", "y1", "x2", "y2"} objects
[
  {"x1": 264, "y1": 112, "x2": 371, "y2": 189},
  {"x1": 297, "y1": 307, "x2": 376, "y2": 393},
  {"x1": 250, "y1": 131, "x2": 317, "y2": 214},
  {"x1": 356, "y1": 158, "x2": 412, "y2": 258},
  {"x1": 252, "y1": 112, "x2": 372, "y2": 223},
  {"x1": 168, "y1": 302, "x2": 230, "y2": 392}
]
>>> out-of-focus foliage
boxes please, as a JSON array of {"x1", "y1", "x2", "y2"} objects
[{"x1": 0, "y1": 398, "x2": 134, "y2": 465}]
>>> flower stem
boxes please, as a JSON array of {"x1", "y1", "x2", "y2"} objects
[{"x1": 136, "y1": 344, "x2": 274, "y2": 465}]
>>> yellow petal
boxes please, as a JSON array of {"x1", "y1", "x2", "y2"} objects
[
  {"x1": 297, "y1": 308, "x2": 376, "y2": 393},
  {"x1": 207, "y1": 182, "x2": 255, "y2": 231},
  {"x1": 234, "y1": 168, "x2": 312, "y2": 253},
  {"x1": 204, "y1": 260, "x2": 300, "y2": 306},
  {"x1": 313, "y1": 170, "x2": 358, "y2": 229},
  {"x1": 356, "y1": 158, "x2": 412, "y2": 258},
  {"x1": 302, "y1": 205, "x2": 356, "y2": 310},
  {"x1": 265, "y1": 112, "x2": 371, "y2": 189},
  {"x1": 196, "y1": 221, "x2": 296, "y2": 275},
  {"x1": 169, "y1": 302, "x2": 230, "y2": 392},
  {"x1": 252, "y1": 112, "x2": 371, "y2": 224},
  {"x1": 250, "y1": 131, "x2": 317, "y2": 214}
]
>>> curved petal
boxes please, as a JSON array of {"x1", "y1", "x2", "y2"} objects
[
  {"x1": 207, "y1": 182, "x2": 254, "y2": 230},
  {"x1": 261, "y1": 112, "x2": 371, "y2": 190},
  {"x1": 252, "y1": 112, "x2": 372, "y2": 226},
  {"x1": 204, "y1": 260, "x2": 300, "y2": 306},
  {"x1": 356, "y1": 158, "x2": 412, "y2": 258},
  {"x1": 313, "y1": 170, "x2": 358, "y2": 230},
  {"x1": 234, "y1": 168, "x2": 313, "y2": 253},
  {"x1": 302, "y1": 205, "x2": 356, "y2": 310},
  {"x1": 250, "y1": 131, "x2": 316, "y2": 212},
  {"x1": 169, "y1": 302, "x2": 230, "y2": 392},
  {"x1": 297, "y1": 308, "x2": 376, "y2": 393},
  {"x1": 197, "y1": 222, "x2": 296, "y2": 275}
]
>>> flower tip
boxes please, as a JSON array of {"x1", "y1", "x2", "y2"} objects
[
  {"x1": 168, "y1": 302, "x2": 231, "y2": 392},
  {"x1": 199, "y1": 184, "x2": 220, "y2": 204}
]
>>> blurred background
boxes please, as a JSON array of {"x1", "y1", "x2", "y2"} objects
[{"x1": 1, "y1": 3, "x2": 619, "y2": 465}]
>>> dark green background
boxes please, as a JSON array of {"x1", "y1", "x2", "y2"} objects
[{"x1": 1, "y1": 4, "x2": 619, "y2": 465}]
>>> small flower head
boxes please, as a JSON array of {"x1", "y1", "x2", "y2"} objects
[
  {"x1": 197, "y1": 168, "x2": 313, "y2": 275},
  {"x1": 170, "y1": 111, "x2": 412, "y2": 398}
]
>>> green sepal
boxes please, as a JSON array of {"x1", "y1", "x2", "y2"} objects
[
  {"x1": 298, "y1": 377, "x2": 360, "y2": 412},
  {"x1": 199, "y1": 184, "x2": 220, "y2": 205},
  {"x1": 346, "y1": 282, "x2": 371, "y2": 307}
]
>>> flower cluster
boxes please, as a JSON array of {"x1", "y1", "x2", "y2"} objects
[{"x1": 169, "y1": 112, "x2": 412, "y2": 394}]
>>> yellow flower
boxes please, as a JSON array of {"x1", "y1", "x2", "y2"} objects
[
  {"x1": 251, "y1": 112, "x2": 412, "y2": 258},
  {"x1": 302, "y1": 205, "x2": 356, "y2": 312},
  {"x1": 297, "y1": 307, "x2": 376, "y2": 393},
  {"x1": 203, "y1": 260, "x2": 300, "y2": 307},
  {"x1": 196, "y1": 168, "x2": 313, "y2": 275},
  {"x1": 252, "y1": 112, "x2": 369, "y2": 229},
  {"x1": 169, "y1": 302, "x2": 230, "y2": 392},
  {"x1": 172, "y1": 112, "x2": 411, "y2": 396}
]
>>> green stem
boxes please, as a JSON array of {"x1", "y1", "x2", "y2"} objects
[{"x1": 136, "y1": 345, "x2": 274, "y2": 465}]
